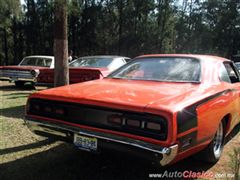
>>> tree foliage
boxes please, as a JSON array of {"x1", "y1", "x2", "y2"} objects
[{"x1": 0, "y1": 0, "x2": 240, "y2": 65}]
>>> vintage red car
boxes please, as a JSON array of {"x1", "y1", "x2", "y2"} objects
[
  {"x1": 0, "y1": 55, "x2": 54, "y2": 87},
  {"x1": 25, "y1": 54, "x2": 240, "y2": 166},
  {"x1": 0, "y1": 55, "x2": 129, "y2": 87},
  {"x1": 37, "y1": 55, "x2": 130, "y2": 84}
]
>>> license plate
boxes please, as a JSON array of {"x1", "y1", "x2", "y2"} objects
[{"x1": 73, "y1": 134, "x2": 97, "y2": 151}]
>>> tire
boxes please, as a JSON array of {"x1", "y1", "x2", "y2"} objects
[
  {"x1": 14, "y1": 81, "x2": 26, "y2": 88},
  {"x1": 197, "y1": 121, "x2": 225, "y2": 163},
  {"x1": 28, "y1": 82, "x2": 36, "y2": 89},
  {"x1": 25, "y1": 82, "x2": 36, "y2": 88}
]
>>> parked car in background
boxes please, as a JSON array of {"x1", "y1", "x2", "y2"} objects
[
  {"x1": 232, "y1": 54, "x2": 240, "y2": 62},
  {"x1": 234, "y1": 62, "x2": 240, "y2": 72},
  {"x1": 37, "y1": 56, "x2": 130, "y2": 84},
  {"x1": 0, "y1": 55, "x2": 130, "y2": 88},
  {"x1": 25, "y1": 54, "x2": 240, "y2": 166},
  {"x1": 0, "y1": 56, "x2": 54, "y2": 87}
]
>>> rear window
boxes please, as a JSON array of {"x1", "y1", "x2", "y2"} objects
[
  {"x1": 108, "y1": 57, "x2": 201, "y2": 82},
  {"x1": 20, "y1": 58, "x2": 52, "y2": 67},
  {"x1": 69, "y1": 57, "x2": 113, "y2": 68}
]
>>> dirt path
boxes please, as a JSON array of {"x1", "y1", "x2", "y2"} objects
[{"x1": 0, "y1": 81, "x2": 239, "y2": 180}]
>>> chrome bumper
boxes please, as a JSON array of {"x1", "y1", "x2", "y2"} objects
[
  {"x1": 25, "y1": 119, "x2": 178, "y2": 166},
  {"x1": 0, "y1": 76, "x2": 36, "y2": 82},
  {"x1": 0, "y1": 77, "x2": 10, "y2": 81}
]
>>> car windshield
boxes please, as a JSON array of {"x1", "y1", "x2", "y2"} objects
[
  {"x1": 20, "y1": 57, "x2": 52, "y2": 67},
  {"x1": 108, "y1": 57, "x2": 201, "y2": 82},
  {"x1": 69, "y1": 57, "x2": 113, "y2": 68}
]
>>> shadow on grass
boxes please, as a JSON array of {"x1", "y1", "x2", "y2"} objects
[
  {"x1": 225, "y1": 123, "x2": 240, "y2": 144},
  {"x1": 0, "y1": 84, "x2": 36, "y2": 91},
  {"x1": 0, "y1": 141, "x2": 225, "y2": 180},
  {"x1": 3, "y1": 92, "x2": 31, "y2": 96},
  {"x1": 0, "y1": 105, "x2": 25, "y2": 119},
  {"x1": 1, "y1": 124, "x2": 239, "y2": 180},
  {"x1": 0, "y1": 143, "x2": 212, "y2": 180},
  {"x1": 7, "y1": 96, "x2": 29, "y2": 99},
  {"x1": 0, "y1": 139, "x2": 56, "y2": 156}
]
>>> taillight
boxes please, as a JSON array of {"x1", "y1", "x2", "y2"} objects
[
  {"x1": 107, "y1": 114, "x2": 165, "y2": 134},
  {"x1": 29, "y1": 101, "x2": 66, "y2": 117},
  {"x1": 28, "y1": 99, "x2": 167, "y2": 140},
  {"x1": 108, "y1": 114, "x2": 122, "y2": 125},
  {"x1": 31, "y1": 69, "x2": 40, "y2": 77},
  {"x1": 55, "y1": 108, "x2": 65, "y2": 115},
  {"x1": 44, "y1": 106, "x2": 52, "y2": 113},
  {"x1": 146, "y1": 122, "x2": 161, "y2": 131},
  {"x1": 33, "y1": 104, "x2": 40, "y2": 111},
  {"x1": 126, "y1": 119, "x2": 141, "y2": 127}
]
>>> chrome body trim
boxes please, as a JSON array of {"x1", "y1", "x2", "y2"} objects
[
  {"x1": 0, "y1": 77, "x2": 10, "y2": 80},
  {"x1": 0, "y1": 69, "x2": 36, "y2": 81},
  {"x1": 25, "y1": 118, "x2": 178, "y2": 166}
]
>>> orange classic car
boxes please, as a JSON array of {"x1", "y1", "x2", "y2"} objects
[{"x1": 25, "y1": 54, "x2": 240, "y2": 166}]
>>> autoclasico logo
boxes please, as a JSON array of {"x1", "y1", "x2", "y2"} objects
[{"x1": 149, "y1": 171, "x2": 235, "y2": 179}]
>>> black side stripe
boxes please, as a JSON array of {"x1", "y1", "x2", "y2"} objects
[
  {"x1": 177, "y1": 89, "x2": 236, "y2": 134},
  {"x1": 178, "y1": 130, "x2": 197, "y2": 152},
  {"x1": 177, "y1": 130, "x2": 213, "y2": 152}
]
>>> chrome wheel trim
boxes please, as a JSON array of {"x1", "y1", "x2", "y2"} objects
[{"x1": 213, "y1": 122, "x2": 224, "y2": 158}]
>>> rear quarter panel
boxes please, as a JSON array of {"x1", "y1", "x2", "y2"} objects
[
  {"x1": 37, "y1": 68, "x2": 110, "y2": 84},
  {"x1": 197, "y1": 89, "x2": 238, "y2": 141},
  {"x1": 37, "y1": 69, "x2": 54, "y2": 83}
]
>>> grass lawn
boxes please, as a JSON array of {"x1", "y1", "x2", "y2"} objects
[{"x1": 0, "y1": 81, "x2": 239, "y2": 180}]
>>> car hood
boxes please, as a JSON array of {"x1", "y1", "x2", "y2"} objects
[
  {"x1": 0, "y1": 66, "x2": 47, "y2": 70},
  {"x1": 31, "y1": 78, "x2": 202, "y2": 113}
]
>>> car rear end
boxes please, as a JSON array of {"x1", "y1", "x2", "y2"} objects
[
  {"x1": 37, "y1": 68, "x2": 108, "y2": 85},
  {"x1": 69, "y1": 68, "x2": 108, "y2": 83},
  {"x1": 0, "y1": 67, "x2": 39, "y2": 83},
  {"x1": 25, "y1": 97, "x2": 178, "y2": 166}
]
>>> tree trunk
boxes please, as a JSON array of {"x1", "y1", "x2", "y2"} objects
[
  {"x1": 19, "y1": 23, "x2": 24, "y2": 62},
  {"x1": 12, "y1": 17, "x2": 18, "y2": 65},
  {"x1": 3, "y1": 28, "x2": 8, "y2": 65},
  {"x1": 117, "y1": 0, "x2": 123, "y2": 55},
  {"x1": 53, "y1": 0, "x2": 69, "y2": 87}
]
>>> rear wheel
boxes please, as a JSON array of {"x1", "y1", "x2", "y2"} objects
[
  {"x1": 14, "y1": 81, "x2": 26, "y2": 88},
  {"x1": 212, "y1": 122, "x2": 224, "y2": 159},
  {"x1": 197, "y1": 121, "x2": 225, "y2": 163}
]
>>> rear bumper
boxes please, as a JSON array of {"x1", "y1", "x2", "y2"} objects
[
  {"x1": 25, "y1": 118, "x2": 178, "y2": 166},
  {"x1": 0, "y1": 77, "x2": 10, "y2": 81},
  {"x1": 0, "y1": 76, "x2": 36, "y2": 82}
]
